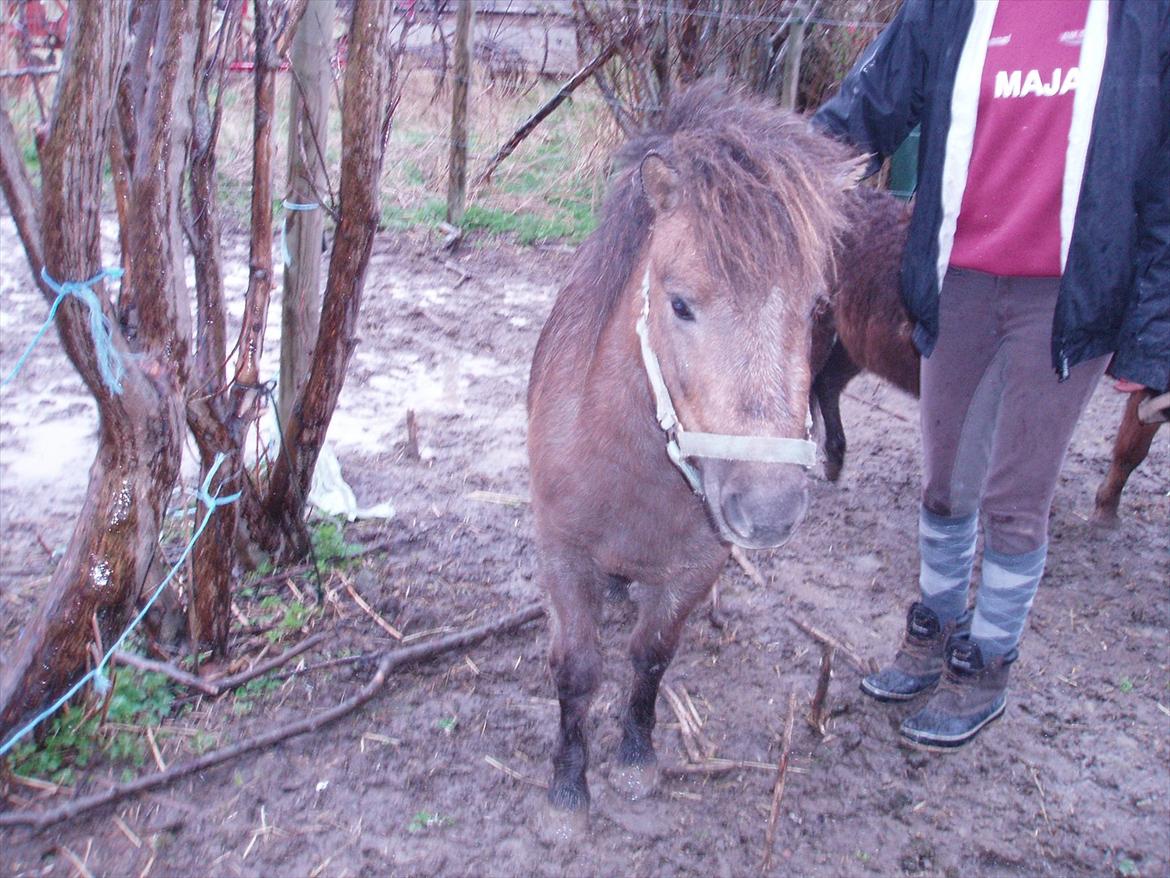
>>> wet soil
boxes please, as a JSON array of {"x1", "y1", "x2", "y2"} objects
[{"x1": 1, "y1": 224, "x2": 1167, "y2": 877}]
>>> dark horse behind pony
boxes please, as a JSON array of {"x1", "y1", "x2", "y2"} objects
[
  {"x1": 526, "y1": 82, "x2": 865, "y2": 837},
  {"x1": 809, "y1": 188, "x2": 1166, "y2": 520}
]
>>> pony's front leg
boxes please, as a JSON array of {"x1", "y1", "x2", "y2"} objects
[
  {"x1": 542, "y1": 556, "x2": 604, "y2": 835},
  {"x1": 613, "y1": 580, "x2": 711, "y2": 800}
]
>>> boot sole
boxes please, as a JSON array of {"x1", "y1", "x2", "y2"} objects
[
  {"x1": 859, "y1": 677, "x2": 937, "y2": 703},
  {"x1": 900, "y1": 698, "x2": 1007, "y2": 752}
]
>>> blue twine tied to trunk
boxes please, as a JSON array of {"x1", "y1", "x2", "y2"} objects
[
  {"x1": 0, "y1": 453, "x2": 242, "y2": 757},
  {"x1": 281, "y1": 200, "x2": 320, "y2": 268},
  {"x1": 2, "y1": 266, "x2": 126, "y2": 395}
]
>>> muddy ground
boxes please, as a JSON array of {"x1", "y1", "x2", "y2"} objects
[{"x1": 1, "y1": 224, "x2": 1167, "y2": 878}]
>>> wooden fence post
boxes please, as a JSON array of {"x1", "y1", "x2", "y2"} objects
[
  {"x1": 446, "y1": 0, "x2": 475, "y2": 226},
  {"x1": 280, "y1": 0, "x2": 335, "y2": 431},
  {"x1": 781, "y1": 1, "x2": 807, "y2": 111}
]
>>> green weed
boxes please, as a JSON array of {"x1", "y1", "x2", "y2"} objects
[
  {"x1": 251, "y1": 557, "x2": 275, "y2": 580},
  {"x1": 435, "y1": 716, "x2": 457, "y2": 735},
  {"x1": 190, "y1": 730, "x2": 219, "y2": 755},
  {"x1": 252, "y1": 592, "x2": 318, "y2": 645},
  {"x1": 285, "y1": 601, "x2": 312, "y2": 627},
  {"x1": 8, "y1": 669, "x2": 176, "y2": 785},
  {"x1": 408, "y1": 810, "x2": 453, "y2": 833},
  {"x1": 455, "y1": 203, "x2": 594, "y2": 245},
  {"x1": 311, "y1": 518, "x2": 361, "y2": 569},
  {"x1": 238, "y1": 677, "x2": 282, "y2": 699}
]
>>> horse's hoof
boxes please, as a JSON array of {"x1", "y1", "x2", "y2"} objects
[
  {"x1": 536, "y1": 800, "x2": 589, "y2": 845},
  {"x1": 1090, "y1": 508, "x2": 1120, "y2": 529},
  {"x1": 610, "y1": 759, "x2": 659, "y2": 801}
]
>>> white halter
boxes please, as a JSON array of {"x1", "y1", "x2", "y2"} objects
[{"x1": 634, "y1": 270, "x2": 818, "y2": 495}]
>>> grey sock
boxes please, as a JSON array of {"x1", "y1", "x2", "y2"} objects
[
  {"x1": 918, "y1": 506, "x2": 978, "y2": 625},
  {"x1": 971, "y1": 544, "x2": 1047, "y2": 657}
]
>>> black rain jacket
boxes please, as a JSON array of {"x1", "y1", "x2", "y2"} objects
[{"x1": 812, "y1": 0, "x2": 1170, "y2": 389}]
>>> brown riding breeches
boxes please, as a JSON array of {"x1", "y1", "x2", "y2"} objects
[{"x1": 920, "y1": 268, "x2": 1109, "y2": 556}]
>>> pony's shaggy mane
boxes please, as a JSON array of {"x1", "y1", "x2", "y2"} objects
[{"x1": 531, "y1": 82, "x2": 859, "y2": 403}]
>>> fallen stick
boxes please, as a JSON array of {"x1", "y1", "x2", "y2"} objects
[
  {"x1": 465, "y1": 490, "x2": 529, "y2": 507},
  {"x1": 730, "y1": 546, "x2": 767, "y2": 588},
  {"x1": 145, "y1": 727, "x2": 166, "y2": 772},
  {"x1": 808, "y1": 645, "x2": 834, "y2": 736},
  {"x1": 0, "y1": 604, "x2": 544, "y2": 831},
  {"x1": 433, "y1": 256, "x2": 472, "y2": 288},
  {"x1": 707, "y1": 578, "x2": 726, "y2": 629},
  {"x1": 484, "y1": 755, "x2": 547, "y2": 789},
  {"x1": 57, "y1": 845, "x2": 93, "y2": 878},
  {"x1": 209, "y1": 632, "x2": 333, "y2": 692},
  {"x1": 268, "y1": 651, "x2": 376, "y2": 682},
  {"x1": 787, "y1": 616, "x2": 876, "y2": 675},
  {"x1": 404, "y1": 409, "x2": 421, "y2": 461},
  {"x1": 678, "y1": 684, "x2": 717, "y2": 759},
  {"x1": 112, "y1": 652, "x2": 220, "y2": 696},
  {"x1": 761, "y1": 692, "x2": 798, "y2": 872},
  {"x1": 662, "y1": 685, "x2": 704, "y2": 764},
  {"x1": 119, "y1": 632, "x2": 333, "y2": 698},
  {"x1": 661, "y1": 758, "x2": 776, "y2": 777},
  {"x1": 346, "y1": 583, "x2": 403, "y2": 640}
]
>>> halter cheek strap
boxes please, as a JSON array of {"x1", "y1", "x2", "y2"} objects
[{"x1": 635, "y1": 269, "x2": 818, "y2": 496}]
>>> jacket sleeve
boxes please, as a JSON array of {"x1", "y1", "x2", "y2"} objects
[
  {"x1": 810, "y1": 0, "x2": 931, "y2": 171},
  {"x1": 1109, "y1": 34, "x2": 1170, "y2": 392}
]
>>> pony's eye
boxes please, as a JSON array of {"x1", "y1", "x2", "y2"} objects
[{"x1": 671, "y1": 297, "x2": 695, "y2": 321}]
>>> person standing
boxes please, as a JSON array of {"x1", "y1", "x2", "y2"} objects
[{"x1": 812, "y1": 0, "x2": 1169, "y2": 749}]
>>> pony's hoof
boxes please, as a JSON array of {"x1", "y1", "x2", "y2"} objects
[
  {"x1": 536, "y1": 800, "x2": 589, "y2": 845},
  {"x1": 610, "y1": 759, "x2": 659, "y2": 801}
]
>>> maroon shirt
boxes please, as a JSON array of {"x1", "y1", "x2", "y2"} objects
[{"x1": 950, "y1": 0, "x2": 1090, "y2": 277}]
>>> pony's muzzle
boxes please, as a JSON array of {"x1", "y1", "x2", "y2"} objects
[{"x1": 710, "y1": 463, "x2": 809, "y2": 549}]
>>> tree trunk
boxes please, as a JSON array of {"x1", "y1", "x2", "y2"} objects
[
  {"x1": 677, "y1": 0, "x2": 702, "y2": 84},
  {"x1": 185, "y1": 0, "x2": 316, "y2": 651},
  {"x1": 446, "y1": 0, "x2": 474, "y2": 226},
  {"x1": 261, "y1": 0, "x2": 399, "y2": 561},
  {"x1": 0, "y1": 0, "x2": 199, "y2": 738},
  {"x1": 186, "y1": 0, "x2": 241, "y2": 655},
  {"x1": 279, "y1": 0, "x2": 335, "y2": 432},
  {"x1": 231, "y1": 0, "x2": 278, "y2": 400}
]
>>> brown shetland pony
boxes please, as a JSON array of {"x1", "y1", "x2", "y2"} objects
[{"x1": 527, "y1": 83, "x2": 861, "y2": 833}]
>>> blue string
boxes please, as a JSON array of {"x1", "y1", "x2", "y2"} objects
[
  {"x1": 0, "y1": 453, "x2": 242, "y2": 758},
  {"x1": 2, "y1": 267, "x2": 126, "y2": 395},
  {"x1": 281, "y1": 199, "x2": 320, "y2": 268}
]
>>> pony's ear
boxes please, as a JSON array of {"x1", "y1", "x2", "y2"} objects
[{"x1": 640, "y1": 153, "x2": 681, "y2": 214}]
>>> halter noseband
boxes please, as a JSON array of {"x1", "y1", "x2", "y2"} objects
[{"x1": 635, "y1": 270, "x2": 817, "y2": 496}]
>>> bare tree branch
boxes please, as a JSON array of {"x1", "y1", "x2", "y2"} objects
[
  {"x1": 0, "y1": 99, "x2": 46, "y2": 293},
  {"x1": 473, "y1": 31, "x2": 632, "y2": 190}
]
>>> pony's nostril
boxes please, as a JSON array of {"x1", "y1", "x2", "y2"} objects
[
  {"x1": 719, "y1": 480, "x2": 809, "y2": 547},
  {"x1": 721, "y1": 491, "x2": 754, "y2": 540}
]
